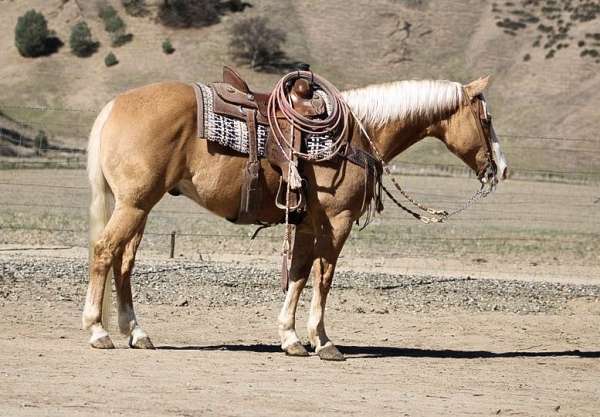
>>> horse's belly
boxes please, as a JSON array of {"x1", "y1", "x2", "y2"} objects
[{"x1": 175, "y1": 161, "x2": 284, "y2": 223}]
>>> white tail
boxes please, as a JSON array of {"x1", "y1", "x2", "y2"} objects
[{"x1": 87, "y1": 100, "x2": 115, "y2": 329}]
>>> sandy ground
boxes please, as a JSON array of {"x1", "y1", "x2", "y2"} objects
[
  {"x1": 2, "y1": 250, "x2": 600, "y2": 417},
  {"x1": 2, "y1": 300, "x2": 600, "y2": 417},
  {"x1": 1, "y1": 169, "x2": 599, "y2": 416}
]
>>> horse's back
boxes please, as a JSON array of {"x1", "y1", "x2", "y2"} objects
[{"x1": 110, "y1": 81, "x2": 197, "y2": 130}]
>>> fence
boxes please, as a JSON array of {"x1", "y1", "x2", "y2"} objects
[
  {"x1": 1, "y1": 103, "x2": 599, "y2": 280},
  {"x1": 1, "y1": 102, "x2": 600, "y2": 183}
]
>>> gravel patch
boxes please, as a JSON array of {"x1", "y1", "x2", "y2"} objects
[{"x1": 1, "y1": 256, "x2": 599, "y2": 314}]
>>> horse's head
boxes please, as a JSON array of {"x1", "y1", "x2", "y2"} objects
[{"x1": 431, "y1": 76, "x2": 508, "y2": 185}]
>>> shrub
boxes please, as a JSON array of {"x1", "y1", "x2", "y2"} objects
[
  {"x1": 14, "y1": 9, "x2": 51, "y2": 57},
  {"x1": 228, "y1": 17, "x2": 286, "y2": 70},
  {"x1": 105, "y1": 51, "x2": 119, "y2": 66},
  {"x1": 121, "y1": 0, "x2": 149, "y2": 17},
  {"x1": 105, "y1": 14, "x2": 126, "y2": 33},
  {"x1": 227, "y1": 0, "x2": 246, "y2": 12},
  {"x1": 70, "y1": 21, "x2": 99, "y2": 57},
  {"x1": 98, "y1": 5, "x2": 118, "y2": 22},
  {"x1": 34, "y1": 131, "x2": 49, "y2": 155},
  {"x1": 158, "y1": 0, "x2": 220, "y2": 28},
  {"x1": 99, "y1": 5, "x2": 132, "y2": 46},
  {"x1": 162, "y1": 38, "x2": 175, "y2": 54}
]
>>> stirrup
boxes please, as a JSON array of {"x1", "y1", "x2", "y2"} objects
[{"x1": 275, "y1": 176, "x2": 304, "y2": 211}]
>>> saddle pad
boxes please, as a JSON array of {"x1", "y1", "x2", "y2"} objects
[
  {"x1": 194, "y1": 82, "x2": 334, "y2": 159},
  {"x1": 196, "y1": 82, "x2": 268, "y2": 156}
]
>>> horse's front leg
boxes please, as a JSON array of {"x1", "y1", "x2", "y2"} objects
[
  {"x1": 307, "y1": 213, "x2": 353, "y2": 361},
  {"x1": 278, "y1": 228, "x2": 315, "y2": 356}
]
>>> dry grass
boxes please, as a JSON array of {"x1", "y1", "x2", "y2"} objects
[
  {"x1": 1, "y1": 169, "x2": 598, "y2": 283},
  {"x1": 0, "y1": 1, "x2": 598, "y2": 179}
]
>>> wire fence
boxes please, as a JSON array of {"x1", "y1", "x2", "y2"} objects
[
  {"x1": 2, "y1": 111, "x2": 599, "y2": 185},
  {"x1": 1, "y1": 101, "x2": 599, "y2": 266},
  {"x1": 1, "y1": 176, "x2": 598, "y2": 263}
]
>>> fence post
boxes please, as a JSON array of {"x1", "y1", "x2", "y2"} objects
[{"x1": 170, "y1": 231, "x2": 176, "y2": 258}]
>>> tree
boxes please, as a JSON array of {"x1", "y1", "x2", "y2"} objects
[
  {"x1": 98, "y1": 5, "x2": 118, "y2": 21},
  {"x1": 99, "y1": 5, "x2": 132, "y2": 46},
  {"x1": 69, "y1": 21, "x2": 99, "y2": 57},
  {"x1": 158, "y1": 0, "x2": 220, "y2": 28},
  {"x1": 121, "y1": 0, "x2": 149, "y2": 17},
  {"x1": 105, "y1": 52, "x2": 119, "y2": 67},
  {"x1": 14, "y1": 10, "x2": 51, "y2": 57},
  {"x1": 34, "y1": 131, "x2": 49, "y2": 155},
  {"x1": 162, "y1": 39, "x2": 175, "y2": 54},
  {"x1": 228, "y1": 17, "x2": 286, "y2": 70}
]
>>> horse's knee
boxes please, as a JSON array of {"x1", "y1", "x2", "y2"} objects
[
  {"x1": 91, "y1": 239, "x2": 116, "y2": 273},
  {"x1": 314, "y1": 259, "x2": 335, "y2": 290}
]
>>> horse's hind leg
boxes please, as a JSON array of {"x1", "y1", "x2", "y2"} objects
[
  {"x1": 83, "y1": 204, "x2": 147, "y2": 348},
  {"x1": 113, "y1": 217, "x2": 154, "y2": 349},
  {"x1": 307, "y1": 214, "x2": 353, "y2": 361}
]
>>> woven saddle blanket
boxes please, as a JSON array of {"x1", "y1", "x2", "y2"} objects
[{"x1": 193, "y1": 82, "x2": 334, "y2": 158}]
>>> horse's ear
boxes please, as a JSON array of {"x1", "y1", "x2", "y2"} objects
[{"x1": 464, "y1": 75, "x2": 491, "y2": 98}]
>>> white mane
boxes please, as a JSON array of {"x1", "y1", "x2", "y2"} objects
[{"x1": 342, "y1": 80, "x2": 464, "y2": 127}]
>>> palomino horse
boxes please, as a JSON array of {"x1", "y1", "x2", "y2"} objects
[{"x1": 83, "y1": 74, "x2": 508, "y2": 360}]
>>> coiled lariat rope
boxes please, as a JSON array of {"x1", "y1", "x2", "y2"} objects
[{"x1": 267, "y1": 71, "x2": 351, "y2": 190}]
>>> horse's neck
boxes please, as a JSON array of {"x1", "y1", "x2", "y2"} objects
[
  {"x1": 343, "y1": 78, "x2": 464, "y2": 163},
  {"x1": 369, "y1": 118, "x2": 436, "y2": 163}
]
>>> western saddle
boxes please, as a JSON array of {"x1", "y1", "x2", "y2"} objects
[{"x1": 210, "y1": 65, "x2": 328, "y2": 224}]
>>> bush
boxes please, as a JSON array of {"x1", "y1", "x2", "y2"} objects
[
  {"x1": 69, "y1": 21, "x2": 99, "y2": 57},
  {"x1": 162, "y1": 38, "x2": 175, "y2": 54},
  {"x1": 105, "y1": 14, "x2": 126, "y2": 33},
  {"x1": 98, "y1": 5, "x2": 118, "y2": 21},
  {"x1": 227, "y1": 0, "x2": 247, "y2": 12},
  {"x1": 122, "y1": 0, "x2": 149, "y2": 17},
  {"x1": 228, "y1": 17, "x2": 286, "y2": 70},
  {"x1": 158, "y1": 0, "x2": 220, "y2": 28},
  {"x1": 105, "y1": 52, "x2": 119, "y2": 66},
  {"x1": 14, "y1": 9, "x2": 51, "y2": 57},
  {"x1": 34, "y1": 131, "x2": 49, "y2": 155},
  {"x1": 99, "y1": 5, "x2": 132, "y2": 46}
]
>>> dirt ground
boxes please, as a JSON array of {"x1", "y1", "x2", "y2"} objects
[
  {"x1": 2, "y1": 298, "x2": 600, "y2": 417},
  {"x1": 1, "y1": 169, "x2": 599, "y2": 416},
  {"x1": 2, "y1": 252, "x2": 600, "y2": 417}
]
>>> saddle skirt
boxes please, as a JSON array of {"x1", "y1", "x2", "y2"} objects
[{"x1": 193, "y1": 82, "x2": 335, "y2": 158}]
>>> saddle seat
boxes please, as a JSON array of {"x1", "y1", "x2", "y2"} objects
[{"x1": 212, "y1": 66, "x2": 326, "y2": 125}]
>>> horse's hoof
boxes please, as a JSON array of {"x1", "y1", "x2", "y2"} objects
[
  {"x1": 285, "y1": 342, "x2": 309, "y2": 357},
  {"x1": 318, "y1": 344, "x2": 345, "y2": 361},
  {"x1": 90, "y1": 335, "x2": 115, "y2": 349},
  {"x1": 129, "y1": 336, "x2": 155, "y2": 350}
]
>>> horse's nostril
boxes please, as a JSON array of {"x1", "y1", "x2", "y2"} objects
[{"x1": 502, "y1": 167, "x2": 509, "y2": 180}]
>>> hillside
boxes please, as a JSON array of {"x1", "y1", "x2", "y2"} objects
[{"x1": 0, "y1": 0, "x2": 598, "y2": 180}]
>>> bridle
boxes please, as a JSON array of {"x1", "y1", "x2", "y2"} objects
[
  {"x1": 351, "y1": 90, "x2": 499, "y2": 224},
  {"x1": 468, "y1": 93, "x2": 498, "y2": 185}
]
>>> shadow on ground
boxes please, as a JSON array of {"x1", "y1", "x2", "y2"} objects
[{"x1": 157, "y1": 344, "x2": 600, "y2": 359}]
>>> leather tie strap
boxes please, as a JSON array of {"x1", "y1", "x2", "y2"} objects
[
  {"x1": 237, "y1": 109, "x2": 262, "y2": 223},
  {"x1": 246, "y1": 108, "x2": 258, "y2": 164}
]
